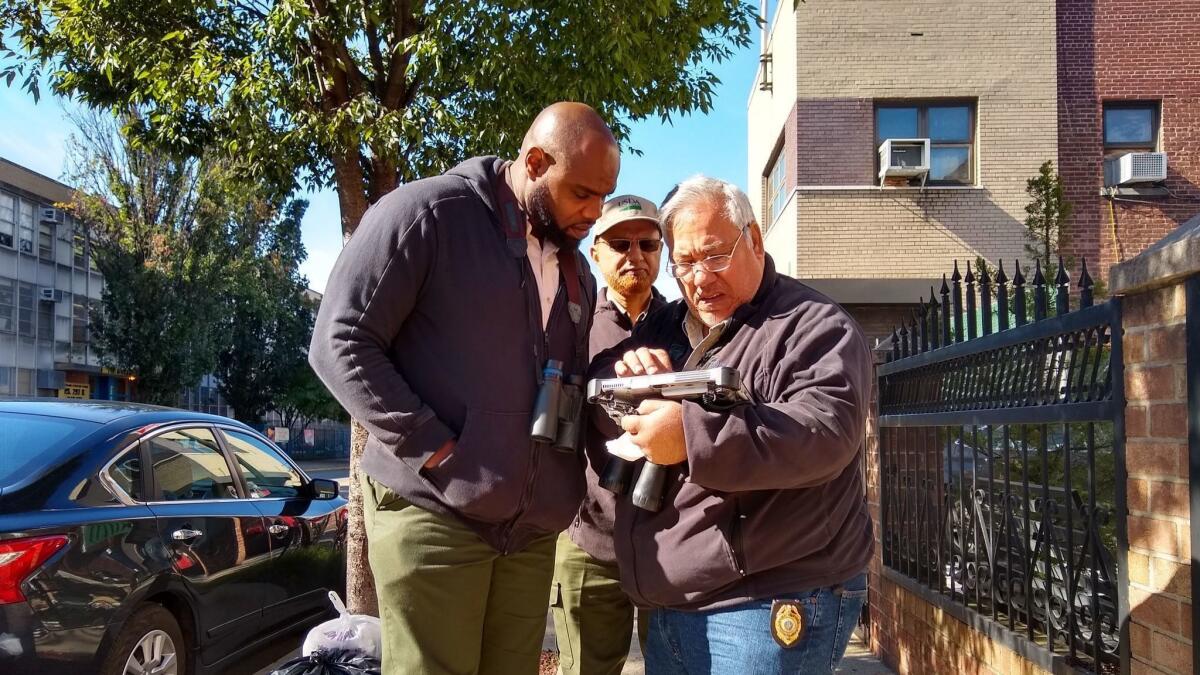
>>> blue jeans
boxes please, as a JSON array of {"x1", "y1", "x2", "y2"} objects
[{"x1": 644, "y1": 573, "x2": 867, "y2": 675}]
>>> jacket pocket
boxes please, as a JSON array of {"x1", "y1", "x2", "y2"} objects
[
  {"x1": 520, "y1": 446, "x2": 586, "y2": 534},
  {"x1": 634, "y1": 482, "x2": 744, "y2": 607},
  {"x1": 422, "y1": 408, "x2": 532, "y2": 523}
]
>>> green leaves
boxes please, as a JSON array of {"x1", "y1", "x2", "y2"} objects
[{"x1": 3, "y1": 0, "x2": 756, "y2": 232}]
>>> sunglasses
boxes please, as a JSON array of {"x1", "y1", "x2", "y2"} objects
[{"x1": 600, "y1": 238, "x2": 664, "y2": 254}]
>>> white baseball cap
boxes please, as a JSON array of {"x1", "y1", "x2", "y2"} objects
[{"x1": 593, "y1": 195, "x2": 662, "y2": 238}]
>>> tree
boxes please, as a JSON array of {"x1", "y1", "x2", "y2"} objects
[
  {"x1": 1023, "y1": 160, "x2": 1073, "y2": 273},
  {"x1": 277, "y1": 362, "x2": 350, "y2": 432},
  {"x1": 3, "y1": 0, "x2": 758, "y2": 613},
  {"x1": 215, "y1": 197, "x2": 314, "y2": 424},
  {"x1": 64, "y1": 111, "x2": 232, "y2": 405}
]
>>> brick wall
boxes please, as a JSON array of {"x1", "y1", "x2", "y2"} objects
[
  {"x1": 794, "y1": 98, "x2": 874, "y2": 186},
  {"x1": 1057, "y1": 1, "x2": 1200, "y2": 277},
  {"x1": 844, "y1": 303, "x2": 914, "y2": 348},
  {"x1": 779, "y1": 0, "x2": 1057, "y2": 281},
  {"x1": 1122, "y1": 282, "x2": 1193, "y2": 675}
]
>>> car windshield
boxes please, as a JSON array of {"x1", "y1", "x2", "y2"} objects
[{"x1": 0, "y1": 412, "x2": 101, "y2": 488}]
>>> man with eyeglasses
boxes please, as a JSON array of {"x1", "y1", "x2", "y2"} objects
[
  {"x1": 551, "y1": 194, "x2": 665, "y2": 675},
  {"x1": 590, "y1": 175, "x2": 874, "y2": 673}
]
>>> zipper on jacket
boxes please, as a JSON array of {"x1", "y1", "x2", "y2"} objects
[
  {"x1": 502, "y1": 281, "x2": 564, "y2": 554},
  {"x1": 729, "y1": 498, "x2": 746, "y2": 576},
  {"x1": 626, "y1": 497, "x2": 656, "y2": 607}
]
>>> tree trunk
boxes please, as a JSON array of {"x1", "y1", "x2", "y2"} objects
[{"x1": 333, "y1": 159, "x2": 378, "y2": 616}]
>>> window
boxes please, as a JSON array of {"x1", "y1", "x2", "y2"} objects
[
  {"x1": 17, "y1": 201, "x2": 34, "y2": 255},
  {"x1": 222, "y1": 430, "x2": 305, "y2": 499},
  {"x1": 0, "y1": 367, "x2": 10, "y2": 395},
  {"x1": 39, "y1": 221, "x2": 54, "y2": 259},
  {"x1": 764, "y1": 146, "x2": 788, "y2": 227},
  {"x1": 108, "y1": 448, "x2": 144, "y2": 501},
  {"x1": 16, "y1": 368, "x2": 33, "y2": 396},
  {"x1": 73, "y1": 227, "x2": 87, "y2": 269},
  {"x1": 0, "y1": 192, "x2": 14, "y2": 248},
  {"x1": 0, "y1": 277, "x2": 14, "y2": 333},
  {"x1": 73, "y1": 294, "x2": 88, "y2": 343},
  {"x1": 17, "y1": 283, "x2": 34, "y2": 337},
  {"x1": 1104, "y1": 102, "x2": 1159, "y2": 153},
  {"x1": 876, "y1": 102, "x2": 975, "y2": 184},
  {"x1": 37, "y1": 300, "x2": 53, "y2": 341},
  {"x1": 147, "y1": 428, "x2": 238, "y2": 501}
]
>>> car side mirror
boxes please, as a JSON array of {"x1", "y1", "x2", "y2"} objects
[{"x1": 309, "y1": 478, "x2": 340, "y2": 500}]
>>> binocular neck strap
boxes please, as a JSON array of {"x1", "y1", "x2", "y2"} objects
[{"x1": 556, "y1": 247, "x2": 590, "y2": 377}]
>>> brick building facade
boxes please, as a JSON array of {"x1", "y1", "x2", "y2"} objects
[
  {"x1": 748, "y1": 0, "x2": 1199, "y2": 346},
  {"x1": 747, "y1": 0, "x2": 1058, "y2": 345},
  {"x1": 1057, "y1": 1, "x2": 1200, "y2": 275}
]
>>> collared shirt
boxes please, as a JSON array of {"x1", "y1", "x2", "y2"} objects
[
  {"x1": 682, "y1": 311, "x2": 730, "y2": 369},
  {"x1": 608, "y1": 291, "x2": 652, "y2": 326},
  {"x1": 525, "y1": 225, "x2": 559, "y2": 329}
]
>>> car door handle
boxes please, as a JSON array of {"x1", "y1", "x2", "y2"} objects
[
  {"x1": 269, "y1": 524, "x2": 289, "y2": 537},
  {"x1": 172, "y1": 528, "x2": 203, "y2": 542}
]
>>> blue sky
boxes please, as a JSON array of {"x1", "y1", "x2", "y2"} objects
[{"x1": 0, "y1": 43, "x2": 758, "y2": 298}]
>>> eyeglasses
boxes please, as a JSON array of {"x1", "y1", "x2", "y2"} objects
[
  {"x1": 667, "y1": 225, "x2": 749, "y2": 279},
  {"x1": 600, "y1": 238, "x2": 664, "y2": 254}
]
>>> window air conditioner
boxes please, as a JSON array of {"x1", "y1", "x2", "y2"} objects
[
  {"x1": 39, "y1": 287, "x2": 64, "y2": 303},
  {"x1": 878, "y1": 139, "x2": 931, "y2": 180},
  {"x1": 40, "y1": 207, "x2": 64, "y2": 223},
  {"x1": 1104, "y1": 152, "x2": 1167, "y2": 186}
]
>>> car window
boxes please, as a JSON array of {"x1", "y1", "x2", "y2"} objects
[
  {"x1": 0, "y1": 412, "x2": 100, "y2": 488},
  {"x1": 107, "y1": 448, "x2": 144, "y2": 501},
  {"x1": 147, "y1": 428, "x2": 239, "y2": 501},
  {"x1": 222, "y1": 430, "x2": 304, "y2": 499}
]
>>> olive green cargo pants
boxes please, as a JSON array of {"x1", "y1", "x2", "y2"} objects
[
  {"x1": 362, "y1": 474, "x2": 555, "y2": 675},
  {"x1": 550, "y1": 533, "x2": 648, "y2": 675}
]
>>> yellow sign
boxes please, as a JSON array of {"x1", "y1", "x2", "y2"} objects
[{"x1": 60, "y1": 383, "x2": 90, "y2": 399}]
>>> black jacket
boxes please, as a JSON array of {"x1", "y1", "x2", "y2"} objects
[{"x1": 592, "y1": 258, "x2": 874, "y2": 609}]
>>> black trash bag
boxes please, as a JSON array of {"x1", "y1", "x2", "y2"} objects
[{"x1": 269, "y1": 648, "x2": 382, "y2": 675}]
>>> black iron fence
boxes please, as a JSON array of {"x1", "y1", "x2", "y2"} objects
[{"x1": 878, "y1": 258, "x2": 1127, "y2": 674}]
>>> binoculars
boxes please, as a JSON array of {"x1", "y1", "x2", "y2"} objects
[
  {"x1": 530, "y1": 359, "x2": 585, "y2": 453},
  {"x1": 600, "y1": 456, "x2": 671, "y2": 512}
]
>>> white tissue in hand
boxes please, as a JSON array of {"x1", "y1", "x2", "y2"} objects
[{"x1": 606, "y1": 433, "x2": 644, "y2": 462}]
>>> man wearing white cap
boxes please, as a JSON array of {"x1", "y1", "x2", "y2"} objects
[{"x1": 551, "y1": 194, "x2": 666, "y2": 675}]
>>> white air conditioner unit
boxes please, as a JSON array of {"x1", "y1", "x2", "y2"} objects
[
  {"x1": 878, "y1": 139, "x2": 931, "y2": 180},
  {"x1": 39, "y1": 287, "x2": 64, "y2": 303},
  {"x1": 1104, "y1": 152, "x2": 1167, "y2": 186},
  {"x1": 40, "y1": 207, "x2": 64, "y2": 223}
]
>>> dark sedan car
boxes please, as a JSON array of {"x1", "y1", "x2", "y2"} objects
[{"x1": 0, "y1": 400, "x2": 347, "y2": 675}]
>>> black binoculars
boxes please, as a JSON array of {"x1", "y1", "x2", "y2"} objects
[
  {"x1": 599, "y1": 456, "x2": 671, "y2": 512},
  {"x1": 530, "y1": 360, "x2": 584, "y2": 453}
]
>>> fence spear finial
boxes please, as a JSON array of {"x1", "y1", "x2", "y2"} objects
[
  {"x1": 1079, "y1": 258, "x2": 1095, "y2": 308},
  {"x1": 1055, "y1": 256, "x2": 1070, "y2": 315}
]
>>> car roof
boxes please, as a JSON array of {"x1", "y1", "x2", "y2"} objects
[{"x1": 0, "y1": 398, "x2": 251, "y2": 428}]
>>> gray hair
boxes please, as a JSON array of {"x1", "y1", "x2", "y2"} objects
[{"x1": 658, "y1": 175, "x2": 756, "y2": 236}]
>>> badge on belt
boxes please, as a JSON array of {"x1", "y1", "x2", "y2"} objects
[{"x1": 770, "y1": 599, "x2": 806, "y2": 648}]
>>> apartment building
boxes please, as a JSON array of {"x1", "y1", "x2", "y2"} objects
[
  {"x1": 748, "y1": 1, "x2": 1200, "y2": 344},
  {"x1": 1057, "y1": 1, "x2": 1200, "y2": 273},
  {"x1": 0, "y1": 157, "x2": 132, "y2": 399}
]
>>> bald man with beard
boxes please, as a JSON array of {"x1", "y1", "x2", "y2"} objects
[{"x1": 310, "y1": 102, "x2": 620, "y2": 675}]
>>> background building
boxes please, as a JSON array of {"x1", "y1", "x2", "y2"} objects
[
  {"x1": 747, "y1": 0, "x2": 1058, "y2": 344},
  {"x1": 747, "y1": 0, "x2": 1200, "y2": 345},
  {"x1": 1057, "y1": 0, "x2": 1200, "y2": 274},
  {"x1": 0, "y1": 157, "x2": 133, "y2": 400}
]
